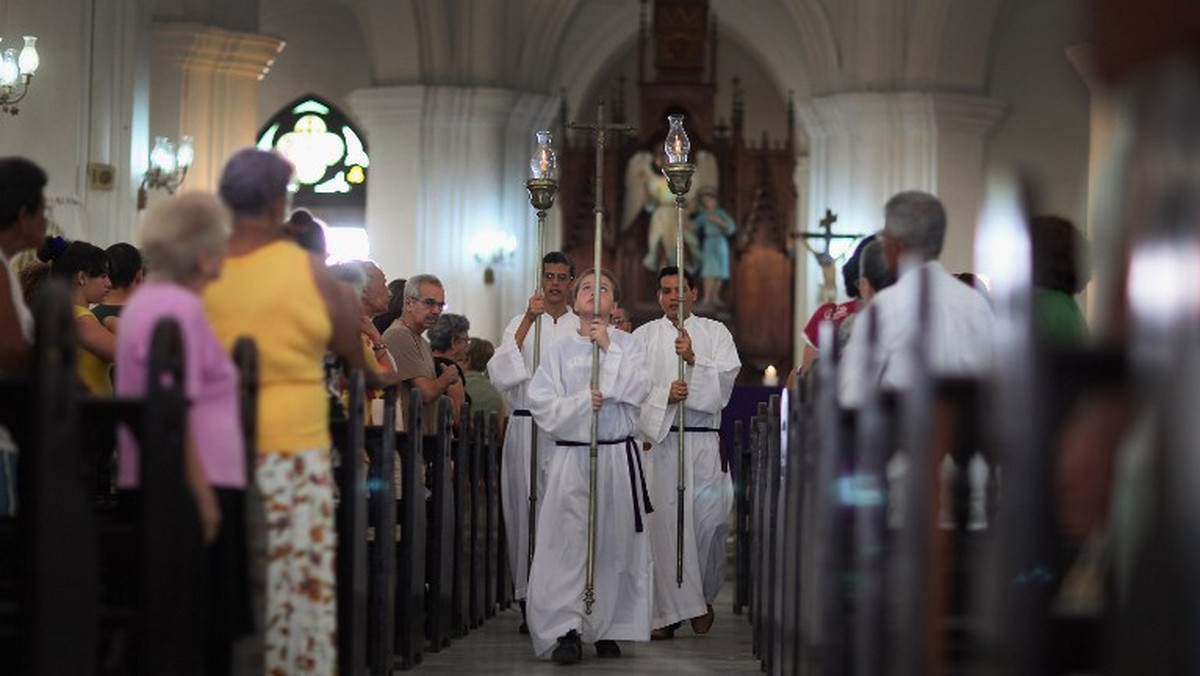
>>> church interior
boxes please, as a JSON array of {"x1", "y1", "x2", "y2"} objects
[
  {"x1": 3, "y1": 0, "x2": 1200, "y2": 673},
  {"x1": 0, "y1": 0, "x2": 1099, "y2": 366}
]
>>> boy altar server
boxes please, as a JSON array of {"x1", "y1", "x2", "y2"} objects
[{"x1": 525, "y1": 268, "x2": 655, "y2": 664}]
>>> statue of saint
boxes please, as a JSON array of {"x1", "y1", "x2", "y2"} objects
[
  {"x1": 623, "y1": 150, "x2": 717, "y2": 274},
  {"x1": 691, "y1": 186, "x2": 736, "y2": 304}
]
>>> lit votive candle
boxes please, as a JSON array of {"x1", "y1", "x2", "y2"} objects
[{"x1": 763, "y1": 365, "x2": 779, "y2": 387}]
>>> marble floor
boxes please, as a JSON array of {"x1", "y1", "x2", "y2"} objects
[{"x1": 414, "y1": 585, "x2": 762, "y2": 674}]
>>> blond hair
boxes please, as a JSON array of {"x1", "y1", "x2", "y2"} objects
[{"x1": 137, "y1": 193, "x2": 232, "y2": 281}]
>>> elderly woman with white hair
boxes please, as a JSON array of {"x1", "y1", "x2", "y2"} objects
[
  {"x1": 114, "y1": 192, "x2": 246, "y2": 674},
  {"x1": 203, "y1": 149, "x2": 400, "y2": 674}
]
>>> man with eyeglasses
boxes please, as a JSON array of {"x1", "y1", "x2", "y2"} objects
[
  {"x1": 383, "y1": 273, "x2": 461, "y2": 437},
  {"x1": 487, "y1": 251, "x2": 580, "y2": 631}
]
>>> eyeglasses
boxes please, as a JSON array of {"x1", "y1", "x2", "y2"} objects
[
  {"x1": 543, "y1": 272, "x2": 572, "y2": 282},
  {"x1": 417, "y1": 298, "x2": 447, "y2": 309}
]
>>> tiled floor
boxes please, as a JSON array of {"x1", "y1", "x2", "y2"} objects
[{"x1": 414, "y1": 585, "x2": 762, "y2": 674}]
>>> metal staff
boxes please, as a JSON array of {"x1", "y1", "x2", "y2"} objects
[
  {"x1": 524, "y1": 131, "x2": 558, "y2": 577},
  {"x1": 568, "y1": 100, "x2": 634, "y2": 614},
  {"x1": 661, "y1": 114, "x2": 695, "y2": 587}
]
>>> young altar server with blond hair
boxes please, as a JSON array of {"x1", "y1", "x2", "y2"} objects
[{"x1": 525, "y1": 268, "x2": 655, "y2": 664}]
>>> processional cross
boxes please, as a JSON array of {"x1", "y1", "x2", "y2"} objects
[
  {"x1": 793, "y1": 208, "x2": 865, "y2": 303},
  {"x1": 566, "y1": 100, "x2": 635, "y2": 615}
]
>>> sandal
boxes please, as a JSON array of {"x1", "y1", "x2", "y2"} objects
[{"x1": 690, "y1": 605, "x2": 715, "y2": 634}]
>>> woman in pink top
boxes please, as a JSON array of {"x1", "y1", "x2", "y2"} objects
[{"x1": 115, "y1": 193, "x2": 249, "y2": 674}]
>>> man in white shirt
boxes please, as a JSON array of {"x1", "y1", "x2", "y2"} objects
[
  {"x1": 839, "y1": 191, "x2": 995, "y2": 408},
  {"x1": 487, "y1": 252, "x2": 579, "y2": 629},
  {"x1": 633, "y1": 266, "x2": 741, "y2": 638}
]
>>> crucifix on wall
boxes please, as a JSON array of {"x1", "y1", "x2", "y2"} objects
[{"x1": 793, "y1": 209, "x2": 865, "y2": 303}]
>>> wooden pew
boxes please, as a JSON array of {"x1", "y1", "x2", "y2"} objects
[
  {"x1": 451, "y1": 402, "x2": 472, "y2": 639},
  {"x1": 732, "y1": 418, "x2": 749, "y2": 617},
  {"x1": 13, "y1": 282, "x2": 100, "y2": 675},
  {"x1": 394, "y1": 390, "x2": 426, "y2": 670},
  {"x1": 483, "y1": 411, "x2": 500, "y2": 619},
  {"x1": 127, "y1": 319, "x2": 206, "y2": 675},
  {"x1": 749, "y1": 400, "x2": 768, "y2": 660},
  {"x1": 426, "y1": 396, "x2": 455, "y2": 651},
  {"x1": 467, "y1": 410, "x2": 489, "y2": 629},
  {"x1": 364, "y1": 386, "x2": 398, "y2": 676},
  {"x1": 3, "y1": 283, "x2": 202, "y2": 675},
  {"x1": 333, "y1": 370, "x2": 369, "y2": 676}
]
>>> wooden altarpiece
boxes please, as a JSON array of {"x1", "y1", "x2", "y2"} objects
[{"x1": 556, "y1": 0, "x2": 798, "y2": 378}]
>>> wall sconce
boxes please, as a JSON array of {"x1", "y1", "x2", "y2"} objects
[
  {"x1": 470, "y1": 228, "x2": 518, "y2": 285},
  {"x1": 0, "y1": 35, "x2": 39, "y2": 115},
  {"x1": 137, "y1": 135, "x2": 194, "y2": 209}
]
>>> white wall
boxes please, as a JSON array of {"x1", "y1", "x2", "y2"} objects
[
  {"x1": 0, "y1": 0, "x2": 93, "y2": 230},
  {"x1": 257, "y1": 0, "x2": 372, "y2": 132},
  {"x1": 0, "y1": 0, "x2": 149, "y2": 246},
  {"x1": 986, "y1": 0, "x2": 1089, "y2": 228}
]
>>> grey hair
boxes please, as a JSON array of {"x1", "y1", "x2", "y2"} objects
[
  {"x1": 883, "y1": 191, "x2": 946, "y2": 261},
  {"x1": 137, "y1": 193, "x2": 231, "y2": 282},
  {"x1": 329, "y1": 261, "x2": 369, "y2": 296},
  {"x1": 404, "y1": 273, "x2": 443, "y2": 300},
  {"x1": 427, "y1": 312, "x2": 470, "y2": 352}
]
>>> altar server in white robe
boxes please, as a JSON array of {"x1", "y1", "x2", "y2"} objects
[
  {"x1": 526, "y1": 268, "x2": 654, "y2": 663},
  {"x1": 634, "y1": 266, "x2": 740, "y2": 638},
  {"x1": 487, "y1": 252, "x2": 579, "y2": 615}
]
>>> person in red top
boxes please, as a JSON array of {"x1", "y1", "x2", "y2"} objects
[{"x1": 793, "y1": 235, "x2": 876, "y2": 381}]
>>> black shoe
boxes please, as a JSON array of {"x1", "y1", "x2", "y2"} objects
[
  {"x1": 595, "y1": 640, "x2": 621, "y2": 658},
  {"x1": 519, "y1": 600, "x2": 529, "y2": 635},
  {"x1": 551, "y1": 630, "x2": 582, "y2": 665}
]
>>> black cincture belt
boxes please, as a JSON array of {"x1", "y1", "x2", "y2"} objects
[
  {"x1": 668, "y1": 426, "x2": 729, "y2": 474},
  {"x1": 513, "y1": 409, "x2": 533, "y2": 417},
  {"x1": 554, "y1": 438, "x2": 654, "y2": 533}
]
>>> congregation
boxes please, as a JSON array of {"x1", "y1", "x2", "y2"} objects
[{"x1": 1, "y1": 145, "x2": 1095, "y2": 674}]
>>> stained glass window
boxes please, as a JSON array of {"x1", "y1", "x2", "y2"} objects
[{"x1": 256, "y1": 94, "x2": 368, "y2": 207}]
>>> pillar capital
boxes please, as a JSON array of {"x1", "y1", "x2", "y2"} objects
[{"x1": 152, "y1": 23, "x2": 284, "y2": 80}]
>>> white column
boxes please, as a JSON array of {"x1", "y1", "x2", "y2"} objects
[
  {"x1": 348, "y1": 85, "x2": 557, "y2": 343},
  {"x1": 345, "y1": 85, "x2": 426, "y2": 280},
  {"x1": 932, "y1": 94, "x2": 1009, "y2": 272},
  {"x1": 149, "y1": 23, "x2": 283, "y2": 200},
  {"x1": 1065, "y1": 44, "x2": 1119, "y2": 323},
  {"x1": 84, "y1": 0, "x2": 150, "y2": 246},
  {"x1": 797, "y1": 91, "x2": 1005, "y2": 326}
]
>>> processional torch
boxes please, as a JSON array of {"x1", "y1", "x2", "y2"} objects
[
  {"x1": 660, "y1": 114, "x2": 695, "y2": 588},
  {"x1": 568, "y1": 100, "x2": 633, "y2": 615},
  {"x1": 524, "y1": 131, "x2": 558, "y2": 577}
]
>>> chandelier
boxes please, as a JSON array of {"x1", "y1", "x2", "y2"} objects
[
  {"x1": 137, "y1": 136, "x2": 195, "y2": 209},
  {"x1": 0, "y1": 36, "x2": 39, "y2": 115}
]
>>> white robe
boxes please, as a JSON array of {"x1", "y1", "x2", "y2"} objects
[
  {"x1": 525, "y1": 329, "x2": 653, "y2": 657},
  {"x1": 633, "y1": 315, "x2": 740, "y2": 628},
  {"x1": 487, "y1": 308, "x2": 579, "y2": 600}
]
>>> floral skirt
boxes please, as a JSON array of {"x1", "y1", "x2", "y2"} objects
[{"x1": 257, "y1": 448, "x2": 338, "y2": 675}]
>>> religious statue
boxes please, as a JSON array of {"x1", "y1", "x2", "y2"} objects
[
  {"x1": 691, "y1": 186, "x2": 736, "y2": 305},
  {"x1": 796, "y1": 209, "x2": 863, "y2": 304},
  {"x1": 641, "y1": 155, "x2": 699, "y2": 271},
  {"x1": 623, "y1": 149, "x2": 718, "y2": 273}
]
